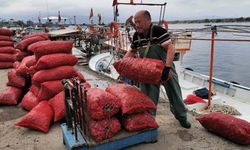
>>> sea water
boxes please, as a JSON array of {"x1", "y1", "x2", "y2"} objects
[{"x1": 169, "y1": 22, "x2": 250, "y2": 87}]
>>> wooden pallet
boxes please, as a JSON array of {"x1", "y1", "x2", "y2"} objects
[{"x1": 61, "y1": 123, "x2": 158, "y2": 150}]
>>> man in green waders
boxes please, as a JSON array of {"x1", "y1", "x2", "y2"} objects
[{"x1": 124, "y1": 10, "x2": 191, "y2": 128}]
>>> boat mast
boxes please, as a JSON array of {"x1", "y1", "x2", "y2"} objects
[
  {"x1": 46, "y1": 0, "x2": 50, "y2": 23},
  {"x1": 113, "y1": 1, "x2": 167, "y2": 23},
  {"x1": 38, "y1": 11, "x2": 41, "y2": 25}
]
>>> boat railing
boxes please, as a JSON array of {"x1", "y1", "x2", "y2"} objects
[
  {"x1": 178, "y1": 25, "x2": 250, "y2": 107},
  {"x1": 171, "y1": 31, "x2": 192, "y2": 52}
]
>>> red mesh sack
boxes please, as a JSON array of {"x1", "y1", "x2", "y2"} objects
[
  {"x1": 7, "y1": 69, "x2": 26, "y2": 88},
  {"x1": 0, "y1": 47, "x2": 16, "y2": 53},
  {"x1": 37, "y1": 80, "x2": 63, "y2": 101},
  {"x1": 196, "y1": 112, "x2": 250, "y2": 145},
  {"x1": 87, "y1": 88, "x2": 121, "y2": 120},
  {"x1": 122, "y1": 112, "x2": 159, "y2": 132},
  {"x1": 15, "y1": 36, "x2": 45, "y2": 51},
  {"x1": 33, "y1": 53, "x2": 77, "y2": 70},
  {"x1": 16, "y1": 55, "x2": 36, "y2": 76},
  {"x1": 32, "y1": 66, "x2": 76, "y2": 85},
  {"x1": 24, "y1": 55, "x2": 37, "y2": 67},
  {"x1": 75, "y1": 71, "x2": 86, "y2": 83},
  {"x1": 13, "y1": 61, "x2": 20, "y2": 69},
  {"x1": 22, "y1": 33, "x2": 49, "y2": 40},
  {"x1": 0, "y1": 28, "x2": 13, "y2": 36},
  {"x1": 48, "y1": 91, "x2": 65, "y2": 122},
  {"x1": 88, "y1": 117, "x2": 121, "y2": 142},
  {"x1": 0, "y1": 53, "x2": 16, "y2": 62},
  {"x1": 0, "y1": 86, "x2": 22, "y2": 105},
  {"x1": 21, "y1": 91, "x2": 39, "y2": 111},
  {"x1": 0, "y1": 62, "x2": 13, "y2": 69},
  {"x1": 0, "y1": 41, "x2": 14, "y2": 47},
  {"x1": 32, "y1": 41, "x2": 73, "y2": 59},
  {"x1": 29, "y1": 85, "x2": 40, "y2": 96},
  {"x1": 184, "y1": 94, "x2": 207, "y2": 105},
  {"x1": 27, "y1": 40, "x2": 51, "y2": 52},
  {"x1": 15, "y1": 101, "x2": 53, "y2": 133},
  {"x1": 15, "y1": 50, "x2": 30, "y2": 61},
  {"x1": 0, "y1": 35, "x2": 12, "y2": 41},
  {"x1": 113, "y1": 57, "x2": 164, "y2": 84},
  {"x1": 106, "y1": 84, "x2": 156, "y2": 115},
  {"x1": 83, "y1": 82, "x2": 91, "y2": 90}
]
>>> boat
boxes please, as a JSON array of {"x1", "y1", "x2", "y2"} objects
[
  {"x1": 34, "y1": 25, "x2": 42, "y2": 30},
  {"x1": 0, "y1": 19, "x2": 23, "y2": 33}
]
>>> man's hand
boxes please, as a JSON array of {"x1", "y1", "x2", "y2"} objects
[
  {"x1": 124, "y1": 49, "x2": 136, "y2": 58},
  {"x1": 161, "y1": 66, "x2": 170, "y2": 82}
]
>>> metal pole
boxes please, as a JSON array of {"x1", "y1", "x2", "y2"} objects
[
  {"x1": 117, "y1": 2, "x2": 166, "y2": 6},
  {"x1": 208, "y1": 26, "x2": 216, "y2": 108},
  {"x1": 62, "y1": 79, "x2": 73, "y2": 129},
  {"x1": 162, "y1": 4, "x2": 166, "y2": 21},
  {"x1": 71, "y1": 87, "x2": 78, "y2": 141},
  {"x1": 159, "y1": 6, "x2": 162, "y2": 24},
  {"x1": 172, "y1": 37, "x2": 250, "y2": 42},
  {"x1": 113, "y1": 6, "x2": 116, "y2": 21}
]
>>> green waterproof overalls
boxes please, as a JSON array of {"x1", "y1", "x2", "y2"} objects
[{"x1": 137, "y1": 25, "x2": 187, "y2": 121}]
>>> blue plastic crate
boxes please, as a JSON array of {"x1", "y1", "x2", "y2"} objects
[{"x1": 61, "y1": 123, "x2": 158, "y2": 150}]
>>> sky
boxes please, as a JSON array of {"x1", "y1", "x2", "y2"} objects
[{"x1": 0, "y1": 0, "x2": 250, "y2": 24}]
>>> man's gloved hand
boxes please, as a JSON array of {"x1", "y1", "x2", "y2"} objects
[{"x1": 161, "y1": 66, "x2": 170, "y2": 82}]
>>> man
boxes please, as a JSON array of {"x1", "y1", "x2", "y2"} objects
[{"x1": 124, "y1": 10, "x2": 191, "y2": 128}]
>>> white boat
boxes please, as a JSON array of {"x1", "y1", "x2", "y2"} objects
[{"x1": 34, "y1": 25, "x2": 42, "y2": 30}]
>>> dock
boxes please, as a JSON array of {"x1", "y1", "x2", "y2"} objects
[{"x1": 0, "y1": 65, "x2": 250, "y2": 150}]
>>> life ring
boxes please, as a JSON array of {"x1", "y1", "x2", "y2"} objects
[
  {"x1": 109, "y1": 21, "x2": 119, "y2": 38},
  {"x1": 160, "y1": 20, "x2": 169, "y2": 30}
]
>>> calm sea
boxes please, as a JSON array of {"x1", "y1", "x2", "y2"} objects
[{"x1": 169, "y1": 22, "x2": 250, "y2": 87}]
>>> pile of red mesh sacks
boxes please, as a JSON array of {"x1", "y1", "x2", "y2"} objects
[
  {"x1": 15, "y1": 40, "x2": 91, "y2": 133},
  {"x1": 0, "y1": 37, "x2": 90, "y2": 133},
  {"x1": 86, "y1": 84, "x2": 159, "y2": 142},
  {"x1": 86, "y1": 88, "x2": 121, "y2": 142},
  {"x1": 0, "y1": 32, "x2": 49, "y2": 105},
  {"x1": 0, "y1": 28, "x2": 15, "y2": 68},
  {"x1": 106, "y1": 84, "x2": 159, "y2": 132},
  {"x1": 15, "y1": 32, "x2": 49, "y2": 62}
]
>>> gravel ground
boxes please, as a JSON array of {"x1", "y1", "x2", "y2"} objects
[{"x1": 0, "y1": 66, "x2": 249, "y2": 150}]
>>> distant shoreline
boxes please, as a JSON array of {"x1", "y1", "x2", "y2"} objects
[
  {"x1": 1, "y1": 16, "x2": 250, "y2": 27},
  {"x1": 167, "y1": 17, "x2": 250, "y2": 24}
]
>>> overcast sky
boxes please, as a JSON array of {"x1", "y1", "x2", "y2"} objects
[{"x1": 0, "y1": 0, "x2": 249, "y2": 23}]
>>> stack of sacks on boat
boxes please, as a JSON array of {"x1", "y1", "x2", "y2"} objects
[
  {"x1": 106, "y1": 84, "x2": 159, "y2": 132},
  {"x1": 13, "y1": 40, "x2": 89, "y2": 133},
  {"x1": 15, "y1": 32, "x2": 49, "y2": 61},
  {"x1": 86, "y1": 88, "x2": 121, "y2": 142},
  {"x1": 0, "y1": 28, "x2": 16, "y2": 69}
]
